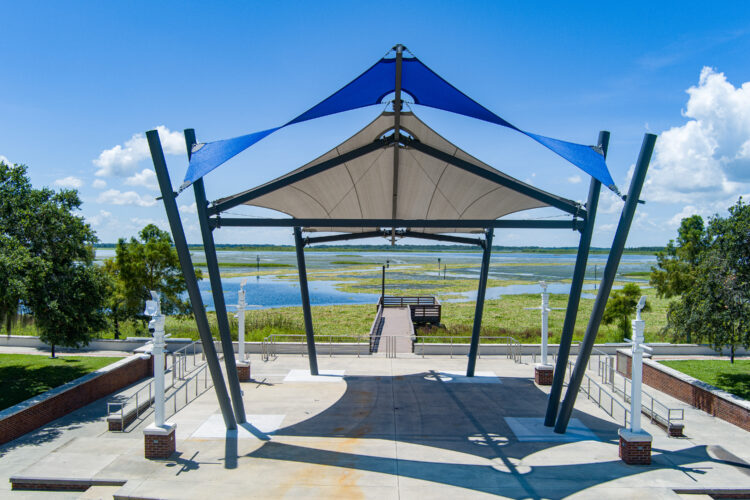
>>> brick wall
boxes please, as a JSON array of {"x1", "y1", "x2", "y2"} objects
[
  {"x1": 617, "y1": 351, "x2": 750, "y2": 432},
  {"x1": 0, "y1": 355, "x2": 151, "y2": 446}
]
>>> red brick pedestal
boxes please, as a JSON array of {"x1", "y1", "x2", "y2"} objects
[
  {"x1": 618, "y1": 428, "x2": 652, "y2": 465},
  {"x1": 236, "y1": 361, "x2": 251, "y2": 382},
  {"x1": 534, "y1": 364, "x2": 553, "y2": 385},
  {"x1": 144, "y1": 422, "x2": 176, "y2": 459}
]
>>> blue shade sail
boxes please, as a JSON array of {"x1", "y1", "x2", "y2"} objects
[{"x1": 182, "y1": 55, "x2": 616, "y2": 193}]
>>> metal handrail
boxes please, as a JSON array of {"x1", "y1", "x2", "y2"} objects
[
  {"x1": 413, "y1": 335, "x2": 522, "y2": 362},
  {"x1": 564, "y1": 360, "x2": 631, "y2": 428},
  {"x1": 163, "y1": 362, "x2": 213, "y2": 420},
  {"x1": 170, "y1": 340, "x2": 203, "y2": 384},
  {"x1": 261, "y1": 334, "x2": 369, "y2": 361}
]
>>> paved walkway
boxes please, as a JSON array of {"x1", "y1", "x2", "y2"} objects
[
  {"x1": 373, "y1": 307, "x2": 414, "y2": 354},
  {"x1": 1, "y1": 354, "x2": 749, "y2": 499}
]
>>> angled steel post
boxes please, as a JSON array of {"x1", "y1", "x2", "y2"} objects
[
  {"x1": 146, "y1": 129, "x2": 236, "y2": 430},
  {"x1": 294, "y1": 226, "x2": 319, "y2": 375},
  {"x1": 390, "y1": 44, "x2": 404, "y2": 244},
  {"x1": 186, "y1": 130, "x2": 246, "y2": 424},
  {"x1": 555, "y1": 133, "x2": 657, "y2": 433},
  {"x1": 544, "y1": 131, "x2": 607, "y2": 427},
  {"x1": 466, "y1": 228, "x2": 494, "y2": 377}
]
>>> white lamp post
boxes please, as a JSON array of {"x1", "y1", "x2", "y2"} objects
[
  {"x1": 628, "y1": 296, "x2": 651, "y2": 433},
  {"x1": 143, "y1": 290, "x2": 176, "y2": 459},
  {"x1": 618, "y1": 295, "x2": 653, "y2": 464},
  {"x1": 526, "y1": 281, "x2": 562, "y2": 384},
  {"x1": 236, "y1": 279, "x2": 247, "y2": 362},
  {"x1": 232, "y1": 280, "x2": 252, "y2": 381},
  {"x1": 144, "y1": 291, "x2": 166, "y2": 427}
]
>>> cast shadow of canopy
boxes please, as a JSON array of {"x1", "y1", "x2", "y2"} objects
[{"x1": 237, "y1": 371, "x2": 741, "y2": 497}]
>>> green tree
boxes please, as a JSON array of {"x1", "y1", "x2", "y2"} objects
[
  {"x1": 664, "y1": 199, "x2": 750, "y2": 362},
  {"x1": 0, "y1": 162, "x2": 108, "y2": 355},
  {"x1": 650, "y1": 214, "x2": 708, "y2": 299},
  {"x1": 0, "y1": 236, "x2": 42, "y2": 334},
  {"x1": 105, "y1": 224, "x2": 198, "y2": 330},
  {"x1": 602, "y1": 283, "x2": 651, "y2": 341}
]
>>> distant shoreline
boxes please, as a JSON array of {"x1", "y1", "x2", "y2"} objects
[{"x1": 94, "y1": 243, "x2": 661, "y2": 255}]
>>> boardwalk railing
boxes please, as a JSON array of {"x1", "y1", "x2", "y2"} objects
[
  {"x1": 369, "y1": 304, "x2": 385, "y2": 353},
  {"x1": 379, "y1": 295, "x2": 441, "y2": 324},
  {"x1": 564, "y1": 360, "x2": 631, "y2": 428}
]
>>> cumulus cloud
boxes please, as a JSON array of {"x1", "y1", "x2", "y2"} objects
[
  {"x1": 179, "y1": 202, "x2": 197, "y2": 215},
  {"x1": 567, "y1": 175, "x2": 582, "y2": 184},
  {"x1": 0, "y1": 155, "x2": 11, "y2": 165},
  {"x1": 124, "y1": 168, "x2": 159, "y2": 190},
  {"x1": 92, "y1": 179, "x2": 107, "y2": 189},
  {"x1": 644, "y1": 67, "x2": 750, "y2": 204},
  {"x1": 93, "y1": 126, "x2": 184, "y2": 177},
  {"x1": 97, "y1": 189, "x2": 156, "y2": 207},
  {"x1": 88, "y1": 210, "x2": 115, "y2": 226},
  {"x1": 53, "y1": 176, "x2": 83, "y2": 189}
]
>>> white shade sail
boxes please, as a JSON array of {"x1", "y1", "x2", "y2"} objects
[{"x1": 216, "y1": 111, "x2": 579, "y2": 234}]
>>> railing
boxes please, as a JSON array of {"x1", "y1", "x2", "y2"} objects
[
  {"x1": 414, "y1": 335, "x2": 523, "y2": 362},
  {"x1": 564, "y1": 360, "x2": 631, "y2": 428},
  {"x1": 107, "y1": 379, "x2": 160, "y2": 431},
  {"x1": 606, "y1": 366, "x2": 684, "y2": 432},
  {"x1": 171, "y1": 341, "x2": 203, "y2": 384},
  {"x1": 261, "y1": 334, "x2": 369, "y2": 361},
  {"x1": 369, "y1": 304, "x2": 385, "y2": 353},
  {"x1": 163, "y1": 363, "x2": 213, "y2": 420},
  {"x1": 379, "y1": 295, "x2": 441, "y2": 324}
]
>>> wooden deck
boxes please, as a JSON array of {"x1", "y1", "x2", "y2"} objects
[{"x1": 370, "y1": 296, "x2": 441, "y2": 355}]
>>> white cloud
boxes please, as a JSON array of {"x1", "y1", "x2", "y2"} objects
[
  {"x1": 0, "y1": 155, "x2": 11, "y2": 165},
  {"x1": 599, "y1": 190, "x2": 624, "y2": 214},
  {"x1": 124, "y1": 168, "x2": 159, "y2": 190},
  {"x1": 567, "y1": 175, "x2": 582, "y2": 184},
  {"x1": 97, "y1": 189, "x2": 156, "y2": 207},
  {"x1": 93, "y1": 126, "x2": 185, "y2": 177},
  {"x1": 53, "y1": 176, "x2": 83, "y2": 189},
  {"x1": 644, "y1": 67, "x2": 750, "y2": 205},
  {"x1": 88, "y1": 210, "x2": 114, "y2": 226},
  {"x1": 179, "y1": 202, "x2": 197, "y2": 215},
  {"x1": 92, "y1": 179, "x2": 107, "y2": 189}
]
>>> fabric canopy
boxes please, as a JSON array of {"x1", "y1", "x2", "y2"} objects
[
  {"x1": 214, "y1": 111, "x2": 579, "y2": 234},
  {"x1": 182, "y1": 54, "x2": 616, "y2": 193}
]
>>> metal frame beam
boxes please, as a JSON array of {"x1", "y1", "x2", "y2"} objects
[
  {"x1": 208, "y1": 136, "x2": 393, "y2": 216},
  {"x1": 554, "y1": 133, "x2": 656, "y2": 433},
  {"x1": 146, "y1": 129, "x2": 237, "y2": 430},
  {"x1": 294, "y1": 226, "x2": 319, "y2": 375},
  {"x1": 403, "y1": 137, "x2": 584, "y2": 217},
  {"x1": 397, "y1": 230, "x2": 485, "y2": 248},
  {"x1": 211, "y1": 218, "x2": 584, "y2": 231},
  {"x1": 304, "y1": 230, "x2": 389, "y2": 246},
  {"x1": 466, "y1": 228, "x2": 494, "y2": 377},
  {"x1": 544, "y1": 131, "x2": 608, "y2": 427}
]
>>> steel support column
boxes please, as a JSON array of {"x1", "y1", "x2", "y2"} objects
[
  {"x1": 146, "y1": 130, "x2": 236, "y2": 430},
  {"x1": 555, "y1": 133, "x2": 656, "y2": 433},
  {"x1": 193, "y1": 177, "x2": 247, "y2": 424},
  {"x1": 544, "y1": 131, "x2": 608, "y2": 426},
  {"x1": 294, "y1": 226, "x2": 319, "y2": 375},
  {"x1": 466, "y1": 228, "x2": 494, "y2": 377}
]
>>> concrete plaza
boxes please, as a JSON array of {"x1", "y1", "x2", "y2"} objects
[{"x1": 2, "y1": 353, "x2": 749, "y2": 499}]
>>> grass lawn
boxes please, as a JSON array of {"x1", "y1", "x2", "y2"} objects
[
  {"x1": 659, "y1": 359, "x2": 750, "y2": 400},
  {"x1": 0, "y1": 354, "x2": 125, "y2": 411}
]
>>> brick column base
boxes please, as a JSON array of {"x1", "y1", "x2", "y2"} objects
[
  {"x1": 618, "y1": 428, "x2": 652, "y2": 465},
  {"x1": 534, "y1": 364, "x2": 553, "y2": 385},
  {"x1": 144, "y1": 423, "x2": 176, "y2": 459},
  {"x1": 237, "y1": 362, "x2": 251, "y2": 382}
]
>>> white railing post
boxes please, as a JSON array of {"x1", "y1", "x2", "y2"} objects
[{"x1": 629, "y1": 296, "x2": 647, "y2": 433}]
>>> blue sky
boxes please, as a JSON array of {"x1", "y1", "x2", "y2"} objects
[{"x1": 2, "y1": 1, "x2": 749, "y2": 247}]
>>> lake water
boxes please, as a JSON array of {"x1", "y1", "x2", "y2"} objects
[{"x1": 95, "y1": 249, "x2": 655, "y2": 310}]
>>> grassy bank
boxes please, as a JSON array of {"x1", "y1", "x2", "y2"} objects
[
  {"x1": 659, "y1": 359, "x2": 750, "y2": 400},
  {"x1": 0, "y1": 354, "x2": 125, "y2": 411},
  {"x1": 6, "y1": 293, "x2": 671, "y2": 345}
]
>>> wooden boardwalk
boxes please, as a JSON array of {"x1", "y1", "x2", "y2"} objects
[{"x1": 372, "y1": 307, "x2": 414, "y2": 354}]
